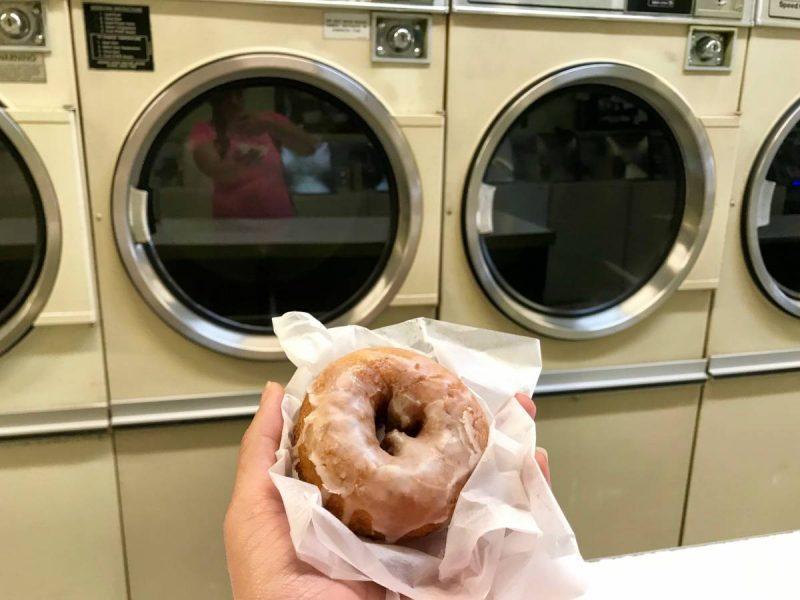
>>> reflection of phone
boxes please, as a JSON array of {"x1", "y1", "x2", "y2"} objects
[{"x1": 234, "y1": 144, "x2": 263, "y2": 165}]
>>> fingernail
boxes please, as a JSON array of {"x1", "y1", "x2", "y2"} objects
[
  {"x1": 261, "y1": 381, "x2": 276, "y2": 407},
  {"x1": 536, "y1": 447, "x2": 548, "y2": 460}
]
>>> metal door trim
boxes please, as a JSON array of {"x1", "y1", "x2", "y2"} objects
[
  {"x1": 536, "y1": 359, "x2": 708, "y2": 395},
  {"x1": 743, "y1": 101, "x2": 800, "y2": 318},
  {"x1": 463, "y1": 63, "x2": 715, "y2": 339},
  {"x1": 112, "y1": 53, "x2": 422, "y2": 360},
  {"x1": 0, "y1": 108, "x2": 61, "y2": 355},
  {"x1": 708, "y1": 349, "x2": 800, "y2": 378},
  {"x1": 0, "y1": 406, "x2": 108, "y2": 439}
]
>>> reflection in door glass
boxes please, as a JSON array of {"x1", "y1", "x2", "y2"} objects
[
  {"x1": 477, "y1": 84, "x2": 685, "y2": 316},
  {"x1": 759, "y1": 124, "x2": 800, "y2": 299},
  {"x1": 140, "y1": 80, "x2": 397, "y2": 332},
  {"x1": 0, "y1": 130, "x2": 44, "y2": 326}
]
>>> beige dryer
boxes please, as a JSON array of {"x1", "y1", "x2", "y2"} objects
[
  {"x1": 70, "y1": 0, "x2": 446, "y2": 596},
  {"x1": 443, "y1": 1, "x2": 750, "y2": 558},
  {"x1": 0, "y1": 1, "x2": 124, "y2": 598},
  {"x1": 72, "y1": 0, "x2": 445, "y2": 424},
  {"x1": 684, "y1": 5, "x2": 800, "y2": 546}
]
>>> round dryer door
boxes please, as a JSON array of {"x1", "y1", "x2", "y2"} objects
[
  {"x1": 463, "y1": 63, "x2": 714, "y2": 339},
  {"x1": 744, "y1": 102, "x2": 800, "y2": 317},
  {"x1": 113, "y1": 54, "x2": 421, "y2": 359},
  {"x1": 0, "y1": 109, "x2": 60, "y2": 355}
]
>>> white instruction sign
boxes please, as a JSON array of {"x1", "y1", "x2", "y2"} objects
[
  {"x1": 0, "y1": 52, "x2": 45, "y2": 83},
  {"x1": 770, "y1": 0, "x2": 800, "y2": 18},
  {"x1": 323, "y1": 12, "x2": 369, "y2": 39}
]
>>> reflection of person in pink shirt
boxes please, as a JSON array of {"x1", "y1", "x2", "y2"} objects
[{"x1": 189, "y1": 89, "x2": 318, "y2": 219}]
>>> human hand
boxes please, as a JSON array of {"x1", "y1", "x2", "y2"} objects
[
  {"x1": 224, "y1": 383, "x2": 550, "y2": 600},
  {"x1": 224, "y1": 382, "x2": 383, "y2": 600},
  {"x1": 515, "y1": 392, "x2": 551, "y2": 485}
]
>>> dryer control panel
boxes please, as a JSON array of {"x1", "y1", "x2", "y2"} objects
[
  {"x1": 456, "y1": 0, "x2": 753, "y2": 25},
  {"x1": 626, "y1": 0, "x2": 745, "y2": 18},
  {"x1": 768, "y1": 0, "x2": 799, "y2": 18},
  {"x1": 759, "y1": 0, "x2": 800, "y2": 25},
  {"x1": 626, "y1": 0, "x2": 744, "y2": 17},
  {"x1": 372, "y1": 14, "x2": 430, "y2": 63}
]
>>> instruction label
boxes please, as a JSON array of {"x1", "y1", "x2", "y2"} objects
[
  {"x1": 83, "y1": 3, "x2": 153, "y2": 71},
  {"x1": 770, "y1": 0, "x2": 800, "y2": 18},
  {"x1": 0, "y1": 52, "x2": 45, "y2": 82},
  {"x1": 323, "y1": 12, "x2": 369, "y2": 40}
]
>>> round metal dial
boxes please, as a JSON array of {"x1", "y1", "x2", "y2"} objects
[
  {"x1": 0, "y1": 10, "x2": 29, "y2": 39},
  {"x1": 389, "y1": 27, "x2": 414, "y2": 52},
  {"x1": 696, "y1": 36, "x2": 723, "y2": 62}
]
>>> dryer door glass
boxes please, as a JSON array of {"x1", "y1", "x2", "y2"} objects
[
  {"x1": 137, "y1": 80, "x2": 397, "y2": 334},
  {"x1": 474, "y1": 83, "x2": 685, "y2": 318},
  {"x1": 0, "y1": 129, "x2": 45, "y2": 327},
  {"x1": 753, "y1": 122, "x2": 800, "y2": 302}
]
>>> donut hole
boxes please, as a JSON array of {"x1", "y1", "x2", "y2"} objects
[
  {"x1": 397, "y1": 419, "x2": 423, "y2": 439},
  {"x1": 374, "y1": 402, "x2": 388, "y2": 445},
  {"x1": 374, "y1": 397, "x2": 424, "y2": 456}
]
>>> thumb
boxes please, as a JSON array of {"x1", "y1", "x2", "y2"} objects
[
  {"x1": 232, "y1": 381, "x2": 285, "y2": 500},
  {"x1": 535, "y1": 447, "x2": 551, "y2": 487}
]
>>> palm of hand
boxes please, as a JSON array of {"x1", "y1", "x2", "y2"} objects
[
  {"x1": 226, "y1": 494, "x2": 383, "y2": 600},
  {"x1": 224, "y1": 383, "x2": 383, "y2": 600}
]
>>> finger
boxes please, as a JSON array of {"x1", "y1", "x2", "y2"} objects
[
  {"x1": 535, "y1": 447, "x2": 551, "y2": 486},
  {"x1": 232, "y1": 381, "x2": 285, "y2": 499},
  {"x1": 515, "y1": 392, "x2": 537, "y2": 420}
]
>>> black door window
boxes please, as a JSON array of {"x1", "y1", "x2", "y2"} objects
[
  {"x1": 138, "y1": 79, "x2": 397, "y2": 333},
  {"x1": 756, "y1": 123, "x2": 800, "y2": 300},
  {"x1": 0, "y1": 129, "x2": 46, "y2": 326},
  {"x1": 473, "y1": 84, "x2": 686, "y2": 317}
]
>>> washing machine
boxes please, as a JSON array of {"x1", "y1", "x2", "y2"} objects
[
  {"x1": 443, "y1": 1, "x2": 751, "y2": 558},
  {"x1": 70, "y1": 0, "x2": 446, "y2": 595},
  {"x1": 0, "y1": 4, "x2": 124, "y2": 597},
  {"x1": 684, "y1": 6, "x2": 800, "y2": 546}
]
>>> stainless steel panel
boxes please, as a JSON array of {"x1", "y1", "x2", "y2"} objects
[
  {"x1": 112, "y1": 390, "x2": 260, "y2": 426},
  {"x1": 536, "y1": 359, "x2": 708, "y2": 395},
  {"x1": 708, "y1": 348, "x2": 800, "y2": 377},
  {"x1": 0, "y1": 406, "x2": 107, "y2": 438}
]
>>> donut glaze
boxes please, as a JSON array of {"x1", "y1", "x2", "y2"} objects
[{"x1": 292, "y1": 347, "x2": 489, "y2": 542}]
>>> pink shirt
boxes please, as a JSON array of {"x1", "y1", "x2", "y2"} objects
[{"x1": 189, "y1": 113, "x2": 295, "y2": 219}]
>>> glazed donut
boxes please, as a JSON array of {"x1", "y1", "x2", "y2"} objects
[{"x1": 292, "y1": 347, "x2": 489, "y2": 542}]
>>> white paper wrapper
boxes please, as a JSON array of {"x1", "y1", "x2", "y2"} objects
[{"x1": 269, "y1": 312, "x2": 587, "y2": 599}]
